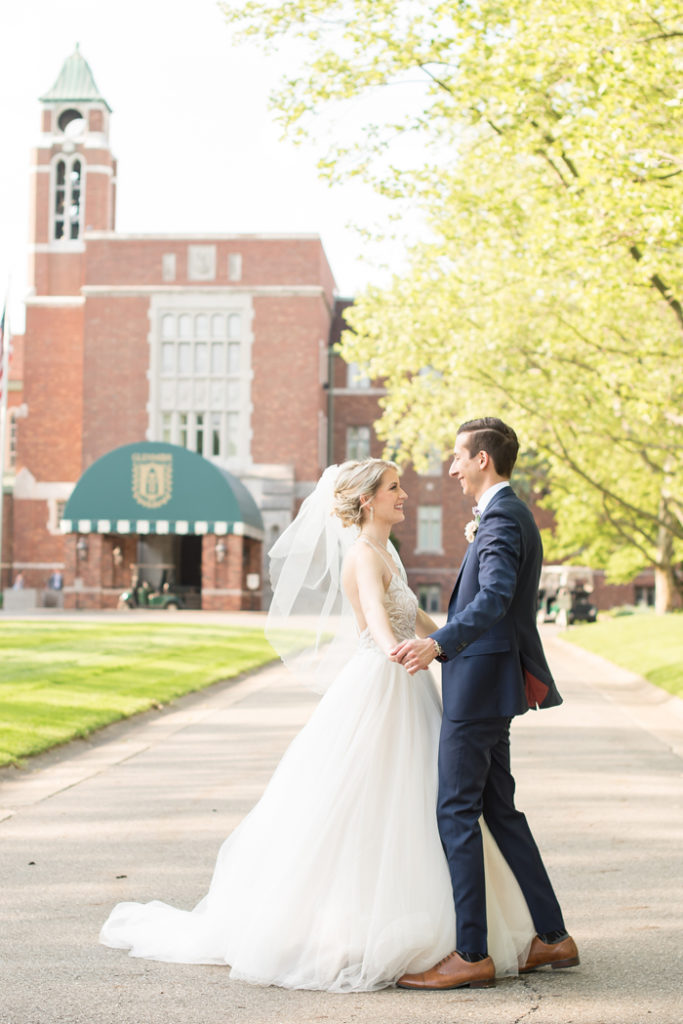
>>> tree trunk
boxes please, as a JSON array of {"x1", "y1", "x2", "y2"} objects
[
  {"x1": 654, "y1": 563, "x2": 675, "y2": 615},
  {"x1": 654, "y1": 499, "x2": 676, "y2": 614}
]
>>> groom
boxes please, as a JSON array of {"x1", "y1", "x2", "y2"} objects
[{"x1": 392, "y1": 417, "x2": 579, "y2": 989}]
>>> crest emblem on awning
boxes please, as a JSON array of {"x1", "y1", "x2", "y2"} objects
[{"x1": 132, "y1": 452, "x2": 173, "y2": 509}]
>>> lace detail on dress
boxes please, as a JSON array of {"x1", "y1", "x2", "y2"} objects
[{"x1": 358, "y1": 574, "x2": 418, "y2": 652}]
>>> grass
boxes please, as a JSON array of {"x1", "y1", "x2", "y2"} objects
[
  {"x1": 562, "y1": 610, "x2": 683, "y2": 699},
  {"x1": 0, "y1": 622, "x2": 280, "y2": 767}
]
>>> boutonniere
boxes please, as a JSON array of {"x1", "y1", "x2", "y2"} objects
[{"x1": 464, "y1": 507, "x2": 481, "y2": 544}]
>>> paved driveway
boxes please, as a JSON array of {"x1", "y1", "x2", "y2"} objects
[{"x1": 1, "y1": 629, "x2": 681, "y2": 1024}]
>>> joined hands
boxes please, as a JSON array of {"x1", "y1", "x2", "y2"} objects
[{"x1": 390, "y1": 637, "x2": 436, "y2": 675}]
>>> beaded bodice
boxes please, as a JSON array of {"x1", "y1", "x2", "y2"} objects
[{"x1": 358, "y1": 573, "x2": 418, "y2": 651}]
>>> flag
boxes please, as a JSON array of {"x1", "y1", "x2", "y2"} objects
[{"x1": 0, "y1": 300, "x2": 11, "y2": 403}]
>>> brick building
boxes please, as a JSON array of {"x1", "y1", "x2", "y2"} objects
[
  {"x1": 2, "y1": 47, "x2": 334, "y2": 611},
  {"x1": 1, "y1": 47, "x2": 655, "y2": 614}
]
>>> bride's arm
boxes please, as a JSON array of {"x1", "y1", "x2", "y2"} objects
[
  {"x1": 355, "y1": 548, "x2": 399, "y2": 657},
  {"x1": 415, "y1": 608, "x2": 438, "y2": 637}
]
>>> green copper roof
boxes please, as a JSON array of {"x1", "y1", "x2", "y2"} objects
[{"x1": 40, "y1": 44, "x2": 112, "y2": 111}]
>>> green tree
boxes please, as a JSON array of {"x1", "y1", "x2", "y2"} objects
[{"x1": 223, "y1": 0, "x2": 683, "y2": 610}]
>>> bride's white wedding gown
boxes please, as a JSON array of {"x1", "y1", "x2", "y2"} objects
[{"x1": 100, "y1": 571, "x2": 535, "y2": 991}]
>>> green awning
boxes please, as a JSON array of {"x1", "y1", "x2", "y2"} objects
[{"x1": 61, "y1": 442, "x2": 263, "y2": 539}]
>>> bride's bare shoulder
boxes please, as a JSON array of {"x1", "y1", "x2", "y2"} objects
[{"x1": 342, "y1": 539, "x2": 376, "y2": 580}]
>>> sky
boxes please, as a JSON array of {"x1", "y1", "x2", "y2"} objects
[{"x1": 0, "y1": 0, "x2": 408, "y2": 331}]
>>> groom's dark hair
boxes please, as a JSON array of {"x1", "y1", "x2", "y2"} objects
[{"x1": 457, "y1": 417, "x2": 519, "y2": 478}]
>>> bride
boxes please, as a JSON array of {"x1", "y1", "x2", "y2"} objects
[{"x1": 100, "y1": 459, "x2": 534, "y2": 991}]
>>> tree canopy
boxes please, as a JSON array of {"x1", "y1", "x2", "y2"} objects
[{"x1": 223, "y1": 0, "x2": 683, "y2": 609}]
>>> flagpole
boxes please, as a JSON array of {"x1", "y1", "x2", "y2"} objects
[{"x1": 0, "y1": 291, "x2": 10, "y2": 592}]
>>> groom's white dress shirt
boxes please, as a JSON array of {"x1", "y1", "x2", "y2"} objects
[{"x1": 476, "y1": 481, "x2": 511, "y2": 516}]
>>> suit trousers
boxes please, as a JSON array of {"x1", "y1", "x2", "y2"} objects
[{"x1": 437, "y1": 715, "x2": 565, "y2": 955}]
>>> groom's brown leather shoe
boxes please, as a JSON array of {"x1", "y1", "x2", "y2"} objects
[
  {"x1": 519, "y1": 935, "x2": 580, "y2": 973},
  {"x1": 397, "y1": 950, "x2": 495, "y2": 990}
]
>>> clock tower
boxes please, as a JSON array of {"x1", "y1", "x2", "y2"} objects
[{"x1": 28, "y1": 43, "x2": 116, "y2": 296}]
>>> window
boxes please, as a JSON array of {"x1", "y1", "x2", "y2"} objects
[
  {"x1": 228, "y1": 253, "x2": 242, "y2": 281},
  {"x1": 195, "y1": 314, "x2": 208, "y2": 339},
  {"x1": 155, "y1": 304, "x2": 247, "y2": 462},
  {"x1": 8, "y1": 410, "x2": 18, "y2": 469},
  {"x1": 194, "y1": 343, "x2": 208, "y2": 374},
  {"x1": 226, "y1": 412, "x2": 239, "y2": 456},
  {"x1": 418, "y1": 447, "x2": 444, "y2": 477},
  {"x1": 417, "y1": 506, "x2": 442, "y2": 552},
  {"x1": 418, "y1": 584, "x2": 441, "y2": 614},
  {"x1": 195, "y1": 413, "x2": 205, "y2": 454},
  {"x1": 178, "y1": 343, "x2": 191, "y2": 374},
  {"x1": 227, "y1": 342, "x2": 240, "y2": 374},
  {"x1": 161, "y1": 314, "x2": 175, "y2": 340},
  {"x1": 346, "y1": 425, "x2": 371, "y2": 460},
  {"x1": 346, "y1": 361, "x2": 371, "y2": 389},
  {"x1": 211, "y1": 342, "x2": 224, "y2": 374},
  {"x1": 178, "y1": 413, "x2": 188, "y2": 448},
  {"x1": 634, "y1": 585, "x2": 655, "y2": 608},
  {"x1": 161, "y1": 343, "x2": 175, "y2": 375},
  {"x1": 228, "y1": 313, "x2": 241, "y2": 340},
  {"x1": 53, "y1": 155, "x2": 83, "y2": 241},
  {"x1": 162, "y1": 254, "x2": 176, "y2": 282},
  {"x1": 211, "y1": 412, "x2": 222, "y2": 456}
]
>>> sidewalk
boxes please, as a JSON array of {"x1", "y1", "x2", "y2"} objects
[{"x1": 1, "y1": 630, "x2": 681, "y2": 1024}]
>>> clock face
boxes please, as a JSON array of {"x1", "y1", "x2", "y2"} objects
[
  {"x1": 58, "y1": 107, "x2": 85, "y2": 138},
  {"x1": 64, "y1": 117, "x2": 85, "y2": 139}
]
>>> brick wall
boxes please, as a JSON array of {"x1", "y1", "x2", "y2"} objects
[
  {"x1": 82, "y1": 295, "x2": 151, "y2": 467},
  {"x1": 18, "y1": 304, "x2": 84, "y2": 481},
  {"x1": 251, "y1": 295, "x2": 328, "y2": 481},
  {"x1": 11, "y1": 498, "x2": 65, "y2": 588},
  {"x1": 0, "y1": 493, "x2": 13, "y2": 590},
  {"x1": 201, "y1": 533, "x2": 261, "y2": 611},
  {"x1": 84, "y1": 237, "x2": 336, "y2": 295}
]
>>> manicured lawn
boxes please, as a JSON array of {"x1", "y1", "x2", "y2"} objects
[
  {"x1": 0, "y1": 622, "x2": 279, "y2": 767},
  {"x1": 563, "y1": 611, "x2": 683, "y2": 698}
]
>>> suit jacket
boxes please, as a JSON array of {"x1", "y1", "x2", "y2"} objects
[{"x1": 432, "y1": 487, "x2": 562, "y2": 721}]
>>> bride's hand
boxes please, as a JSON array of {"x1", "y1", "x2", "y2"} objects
[{"x1": 391, "y1": 637, "x2": 436, "y2": 675}]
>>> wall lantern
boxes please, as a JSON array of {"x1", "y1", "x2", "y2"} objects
[
  {"x1": 215, "y1": 539, "x2": 226, "y2": 563},
  {"x1": 76, "y1": 536, "x2": 89, "y2": 560}
]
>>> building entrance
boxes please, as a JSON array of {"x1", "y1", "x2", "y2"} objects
[{"x1": 136, "y1": 534, "x2": 202, "y2": 608}]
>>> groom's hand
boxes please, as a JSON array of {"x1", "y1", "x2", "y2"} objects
[{"x1": 390, "y1": 637, "x2": 436, "y2": 675}]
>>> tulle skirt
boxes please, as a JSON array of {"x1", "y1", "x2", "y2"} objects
[{"x1": 100, "y1": 647, "x2": 534, "y2": 990}]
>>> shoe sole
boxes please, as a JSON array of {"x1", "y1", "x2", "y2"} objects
[
  {"x1": 519, "y1": 956, "x2": 580, "y2": 974},
  {"x1": 397, "y1": 979, "x2": 496, "y2": 990}
]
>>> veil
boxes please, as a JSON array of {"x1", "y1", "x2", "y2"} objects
[{"x1": 265, "y1": 465, "x2": 358, "y2": 694}]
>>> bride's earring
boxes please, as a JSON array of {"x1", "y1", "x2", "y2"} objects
[{"x1": 369, "y1": 505, "x2": 374, "y2": 521}]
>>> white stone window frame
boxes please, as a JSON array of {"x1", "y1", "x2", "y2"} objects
[
  {"x1": 346, "y1": 361, "x2": 372, "y2": 389},
  {"x1": 50, "y1": 151, "x2": 86, "y2": 245},
  {"x1": 148, "y1": 291, "x2": 254, "y2": 471},
  {"x1": 346, "y1": 425, "x2": 372, "y2": 461},
  {"x1": 417, "y1": 583, "x2": 442, "y2": 614},
  {"x1": 162, "y1": 253, "x2": 177, "y2": 282},
  {"x1": 417, "y1": 446, "x2": 444, "y2": 477},
  {"x1": 416, "y1": 504, "x2": 443, "y2": 554},
  {"x1": 228, "y1": 253, "x2": 242, "y2": 282}
]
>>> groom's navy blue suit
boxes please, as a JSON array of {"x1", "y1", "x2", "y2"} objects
[{"x1": 431, "y1": 485, "x2": 565, "y2": 955}]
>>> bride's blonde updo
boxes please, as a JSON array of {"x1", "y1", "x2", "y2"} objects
[{"x1": 332, "y1": 458, "x2": 399, "y2": 528}]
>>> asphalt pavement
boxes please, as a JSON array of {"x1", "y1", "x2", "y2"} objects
[{"x1": 1, "y1": 621, "x2": 682, "y2": 1024}]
